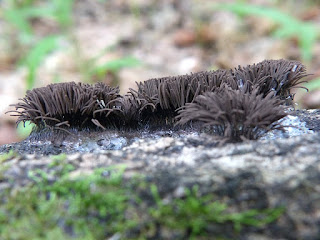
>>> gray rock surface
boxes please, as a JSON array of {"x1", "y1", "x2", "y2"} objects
[{"x1": 1, "y1": 109, "x2": 320, "y2": 239}]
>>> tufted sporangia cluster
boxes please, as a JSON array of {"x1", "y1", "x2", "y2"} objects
[{"x1": 8, "y1": 59, "x2": 308, "y2": 142}]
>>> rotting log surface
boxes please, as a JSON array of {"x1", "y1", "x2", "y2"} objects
[{"x1": 0, "y1": 109, "x2": 320, "y2": 239}]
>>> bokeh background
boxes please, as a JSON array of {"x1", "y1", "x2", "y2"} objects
[{"x1": 0, "y1": 0, "x2": 319, "y2": 145}]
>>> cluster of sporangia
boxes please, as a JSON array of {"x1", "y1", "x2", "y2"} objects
[{"x1": 8, "y1": 59, "x2": 308, "y2": 142}]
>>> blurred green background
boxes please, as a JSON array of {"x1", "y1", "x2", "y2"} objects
[{"x1": 0, "y1": 0, "x2": 319, "y2": 144}]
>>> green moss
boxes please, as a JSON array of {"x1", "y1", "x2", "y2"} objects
[
  {"x1": 0, "y1": 150, "x2": 18, "y2": 163},
  {"x1": 0, "y1": 162, "x2": 284, "y2": 240},
  {"x1": 50, "y1": 153, "x2": 67, "y2": 162},
  {"x1": 0, "y1": 164, "x2": 131, "y2": 240},
  {"x1": 149, "y1": 184, "x2": 284, "y2": 239},
  {"x1": 0, "y1": 150, "x2": 19, "y2": 181}
]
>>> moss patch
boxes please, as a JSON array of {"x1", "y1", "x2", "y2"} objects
[
  {"x1": 0, "y1": 156, "x2": 284, "y2": 239},
  {"x1": 0, "y1": 150, "x2": 18, "y2": 163}
]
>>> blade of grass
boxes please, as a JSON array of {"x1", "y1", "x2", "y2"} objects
[
  {"x1": 213, "y1": 2, "x2": 320, "y2": 61},
  {"x1": 52, "y1": 0, "x2": 74, "y2": 28},
  {"x1": 90, "y1": 56, "x2": 141, "y2": 77},
  {"x1": 21, "y1": 35, "x2": 60, "y2": 89},
  {"x1": 4, "y1": 7, "x2": 55, "y2": 34},
  {"x1": 304, "y1": 77, "x2": 320, "y2": 91}
]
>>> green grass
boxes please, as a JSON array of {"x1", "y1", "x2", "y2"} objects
[
  {"x1": 213, "y1": 2, "x2": 320, "y2": 62},
  {"x1": 89, "y1": 56, "x2": 141, "y2": 80},
  {"x1": 2, "y1": 0, "x2": 141, "y2": 90},
  {"x1": 2, "y1": 0, "x2": 141, "y2": 140},
  {"x1": 21, "y1": 35, "x2": 60, "y2": 89},
  {"x1": 3, "y1": 0, "x2": 74, "y2": 89},
  {"x1": 304, "y1": 77, "x2": 320, "y2": 92},
  {"x1": 0, "y1": 157, "x2": 285, "y2": 239},
  {"x1": 80, "y1": 48, "x2": 141, "y2": 84},
  {"x1": 3, "y1": 1, "x2": 318, "y2": 94}
]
